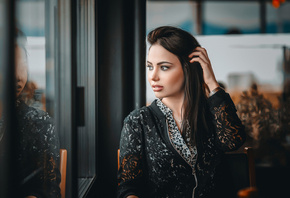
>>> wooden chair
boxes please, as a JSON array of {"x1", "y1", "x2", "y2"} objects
[
  {"x1": 59, "y1": 149, "x2": 67, "y2": 198},
  {"x1": 215, "y1": 147, "x2": 256, "y2": 198},
  {"x1": 237, "y1": 187, "x2": 259, "y2": 198},
  {"x1": 236, "y1": 147, "x2": 259, "y2": 198},
  {"x1": 244, "y1": 147, "x2": 256, "y2": 187}
]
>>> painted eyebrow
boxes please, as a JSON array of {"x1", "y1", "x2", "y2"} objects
[{"x1": 147, "y1": 61, "x2": 173, "y2": 65}]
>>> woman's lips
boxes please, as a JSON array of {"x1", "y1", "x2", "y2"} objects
[
  {"x1": 152, "y1": 85, "x2": 163, "y2": 92},
  {"x1": 16, "y1": 85, "x2": 22, "y2": 92}
]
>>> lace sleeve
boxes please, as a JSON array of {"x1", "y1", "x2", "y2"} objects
[
  {"x1": 117, "y1": 113, "x2": 145, "y2": 198},
  {"x1": 39, "y1": 115, "x2": 61, "y2": 198},
  {"x1": 19, "y1": 105, "x2": 61, "y2": 198},
  {"x1": 208, "y1": 90, "x2": 246, "y2": 151}
]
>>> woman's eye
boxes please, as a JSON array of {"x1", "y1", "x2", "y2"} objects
[
  {"x1": 147, "y1": 65, "x2": 153, "y2": 71},
  {"x1": 161, "y1": 66, "x2": 169, "y2": 71}
]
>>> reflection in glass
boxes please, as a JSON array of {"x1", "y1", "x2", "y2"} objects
[
  {"x1": 0, "y1": 0, "x2": 8, "y2": 196},
  {"x1": 0, "y1": 1, "x2": 5, "y2": 144},
  {"x1": 14, "y1": 28, "x2": 60, "y2": 198},
  {"x1": 13, "y1": 0, "x2": 61, "y2": 197}
]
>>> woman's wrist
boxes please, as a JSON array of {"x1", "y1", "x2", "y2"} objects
[
  {"x1": 207, "y1": 81, "x2": 219, "y2": 93},
  {"x1": 208, "y1": 86, "x2": 224, "y2": 97}
]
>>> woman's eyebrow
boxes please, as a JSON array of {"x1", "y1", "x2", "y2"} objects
[
  {"x1": 147, "y1": 61, "x2": 153, "y2": 65},
  {"x1": 157, "y1": 61, "x2": 173, "y2": 65},
  {"x1": 147, "y1": 61, "x2": 173, "y2": 65}
]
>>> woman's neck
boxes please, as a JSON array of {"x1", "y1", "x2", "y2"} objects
[{"x1": 161, "y1": 94, "x2": 184, "y2": 119}]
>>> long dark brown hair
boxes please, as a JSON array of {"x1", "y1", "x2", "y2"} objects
[{"x1": 147, "y1": 26, "x2": 210, "y2": 144}]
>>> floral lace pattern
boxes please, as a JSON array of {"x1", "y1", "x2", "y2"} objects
[
  {"x1": 117, "y1": 90, "x2": 246, "y2": 198},
  {"x1": 213, "y1": 104, "x2": 244, "y2": 150},
  {"x1": 118, "y1": 154, "x2": 143, "y2": 185},
  {"x1": 0, "y1": 99, "x2": 61, "y2": 197},
  {"x1": 117, "y1": 118, "x2": 144, "y2": 186}
]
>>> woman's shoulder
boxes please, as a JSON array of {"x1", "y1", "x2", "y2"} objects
[
  {"x1": 123, "y1": 104, "x2": 154, "y2": 125},
  {"x1": 17, "y1": 99, "x2": 53, "y2": 125},
  {"x1": 16, "y1": 101, "x2": 56, "y2": 143},
  {"x1": 26, "y1": 106, "x2": 51, "y2": 122}
]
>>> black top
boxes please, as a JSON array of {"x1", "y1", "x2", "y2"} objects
[
  {"x1": 117, "y1": 89, "x2": 246, "y2": 198},
  {"x1": 0, "y1": 99, "x2": 61, "y2": 198}
]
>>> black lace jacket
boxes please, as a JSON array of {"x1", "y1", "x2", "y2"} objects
[
  {"x1": 117, "y1": 90, "x2": 246, "y2": 198},
  {"x1": 0, "y1": 99, "x2": 61, "y2": 198}
]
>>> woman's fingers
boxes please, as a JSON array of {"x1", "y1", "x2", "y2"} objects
[
  {"x1": 188, "y1": 47, "x2": 219, "y2": 91},
  {"x1": 188, "y1": 48, "x2": 211, "y2": 71},
  {"x1": 189, "y1": 56, "x2": 207, "y2": 66},
  {"x1": 188, "y1": 47, "x2": 208, "y2": 59},
  {"x1": 189, "y1": 51, "x2": 209, "y2": 64},
  {"x1": 190, "y1": 56, "x2": 213, "y2": 82}
]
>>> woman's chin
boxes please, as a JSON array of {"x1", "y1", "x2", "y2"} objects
[
  {"x1": 154, "y1": 93, "x2": 164, "y2": 99},
  {"x1": 15, "y1": 91, "x2": 21, "y2": 98}
]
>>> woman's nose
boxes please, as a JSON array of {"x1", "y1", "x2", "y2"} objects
[
  {"x1": 150, "y1": 69, "x2": 159, "y2": 81},
  {"x1": 15, "y1": 72, "x2": 21, "y2": 82}
]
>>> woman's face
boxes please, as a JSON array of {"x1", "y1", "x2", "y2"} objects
[
  {"x1": 15, "y1": 46, "x2": 28, "y2": 97},
  {"x1": 147, "y1": 44, "x2": 185, "y2": 100}
]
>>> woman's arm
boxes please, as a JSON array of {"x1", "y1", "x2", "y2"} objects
[
  {"x1": 29, "y1": 112, "x2": 61, "y2": 198},
  {"x1": 19, "y1": 106, "x2": 61, "y2": 198},
  {"x1": 208, "y1": 89, "x2": 246, "y2": 151},
  {"x1": 117, "y1": 112, "x2": 145, "y2": 198},
  {"x1": 188, "y1": 47, "x2": 246, "y2": 150},
  {"x1": 40, "y1": 115, "x2": 61, "y2": 197}
]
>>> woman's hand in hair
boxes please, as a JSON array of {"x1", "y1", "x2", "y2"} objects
[{"x1": 188, "y1": 47, "x2": 219, "y2": 92}]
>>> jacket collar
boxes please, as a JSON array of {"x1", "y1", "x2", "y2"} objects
[
  {"x1": 148, "y1": 99, "x2": 166, "y2": 120},
  {"x1": 148, "y1": 99, "x2": 195, "y2": 170}
]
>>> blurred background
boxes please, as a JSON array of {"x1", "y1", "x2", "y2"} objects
[{"x1": 146, "y1": 0, "x2": 290, "y2": 107}]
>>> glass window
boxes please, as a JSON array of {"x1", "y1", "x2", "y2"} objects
[
  {"x1": 0, "y1": 1, "x2": 6, "y2": 143},
  {"x1": 147, "y1": 1, "x2": 197, "y2": 35},
  {"x1": 15, "y1": 0, "x2": 61, "y2": 197},
  {"x1": 266, "y1": 2, "x2": 290, "y2": 33},
  {"x1": 203, "y1": 1, "x2": 260, "y2": 35},
  {"x1": 76, "y1": 0, "x2": 96, "y2": 196},
  {"x1": 147, "y1": 1, "x2": 290, "y2": 36},
  {"x1": 0, "y1": 0, "x2": 9, "y2": 196}
]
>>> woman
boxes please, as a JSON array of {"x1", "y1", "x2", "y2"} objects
[
  {"x1": 0, "y1": 29, "x2": 61, "y2": 198},
  {"x1": 117, "y1": 26, "x2": 246, "y2": 198}
]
